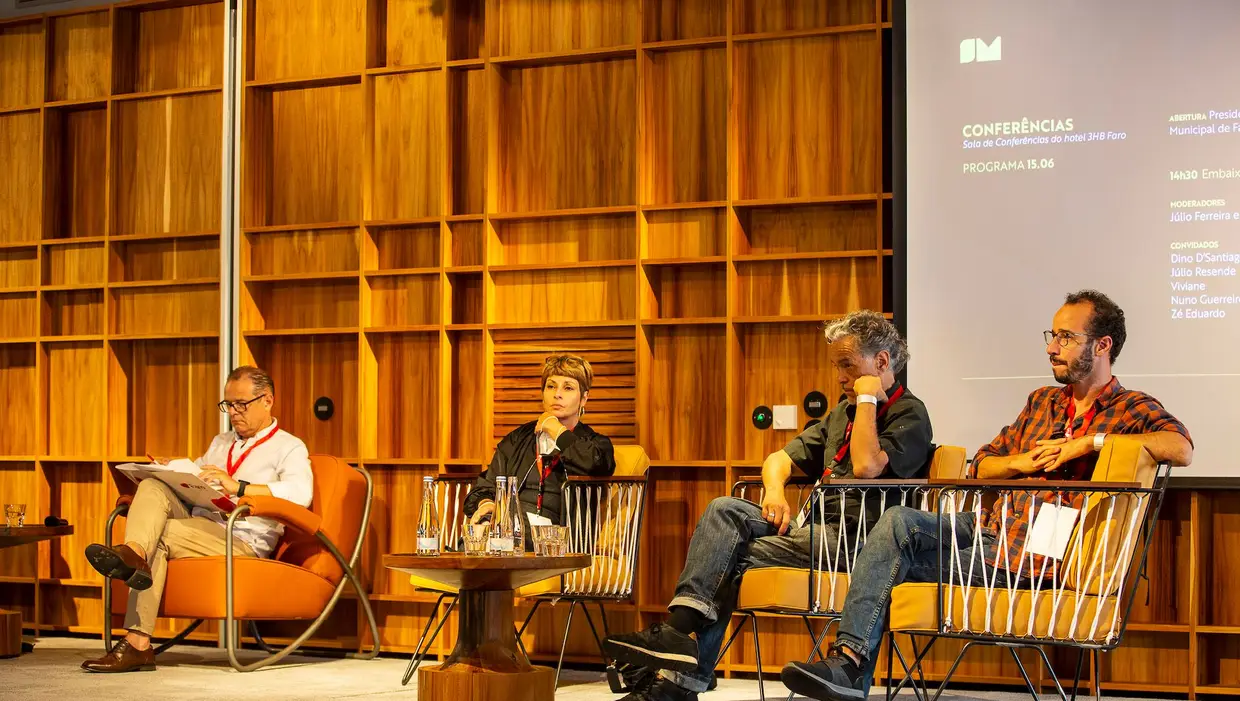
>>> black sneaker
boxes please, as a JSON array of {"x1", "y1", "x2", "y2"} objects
[
  {"x1": 608, "y1": 662, "x2": 653, "y2": 693},
  {"x1": 781, "y1": 653, "x2": 868, "y2": 701},
  {"x1": 625, "y1": 677, "x2": 697, "y2": 701},
  {"x1": 604, "y1": 623, "x2": 699, "y2": 674}
]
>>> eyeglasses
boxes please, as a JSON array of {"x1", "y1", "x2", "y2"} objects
[
  {"x1": 218, "y1": 395, "x2": 267, "y2": 414},
  {"x1": 1043, "y1": 330, "x2": 1091, "y2": 347}
]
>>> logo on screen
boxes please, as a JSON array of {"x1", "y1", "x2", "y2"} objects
[{"x1": 960, "y1": 37, "x2": 1001, "y2": 63}]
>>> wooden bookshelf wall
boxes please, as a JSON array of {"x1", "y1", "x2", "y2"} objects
[
  {"x1": 0, "y1": 0, "x2": 226, "y2": 643},
  {"x1": 2, "y1": 1, "x2": 1238, "y2": 696}
]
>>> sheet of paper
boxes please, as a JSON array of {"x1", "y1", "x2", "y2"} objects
[
  {"x1": 526, "y1": 512, "x2": 553, "y2": 527},
  {"x1": 1025, "y1": 503, "x2": 1081, "y2": 560}
]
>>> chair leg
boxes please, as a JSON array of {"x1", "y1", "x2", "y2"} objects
[
  {"x1": 1029, "y1": 644, "x2": 1068, "y2": 701},
  {"x1": 750, "y1": 613, "x2": 765, "y2": 701},
  {"x1": 248, "y1": 621, "x2": 276, "y2": 654},
  {"x1": 890, "y1": 636, "x2": 930, "y2": 701},
  {"x1": 788, "y1": 619, "x2": 837, "y2": 701},
  {"x1": 1069, "y1": 648, "x2": 1086, "y2": 701},
  {"x1": 402, "y1": 594, "x2": 452, "y2": 686},
  {"x1": 515, "y1": 598, "x2": 544, "y2": 664},
  {"x1": 1007, "y1": 646, "x2": 1041, "y2": 701},
  {"x1": 931, "y1": 639, "x2": 975, "y2": 701},
  {"x1": 554, "y1": 601, "x2": 579, "y2": 690},
  {"x1": 1092, "y1": 649, "x2": 1102, "y2": 701},
  {"x1": 579, "y1": 601, "x2": 609, "y2": 663},
  {"x1": 153, "y1": 620, "x2": 205, "y2": 656}
]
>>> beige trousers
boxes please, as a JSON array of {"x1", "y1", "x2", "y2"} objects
[{"x1": 122, "y1": 479, "x2": 255, "y2": 635}]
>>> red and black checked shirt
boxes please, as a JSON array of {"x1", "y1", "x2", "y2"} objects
[{"x1": 968, "y1": 377, "x2": 1190, "y2": 578}]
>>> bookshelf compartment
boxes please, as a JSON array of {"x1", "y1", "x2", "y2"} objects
[
  {"x1": 644, "y1": 208, "x2": 725, "y2": 260},
  {"x1": 642, "y1": 47, "x2": 726, "y2": 205},
  {"x1": 0, "y1": 292, "x2": 37, "y2": 338},
  {"x1": 39, "y1": 588, "x2": 105, "y2": 632},
  {"x1": 247, "y1": 228, "x2": 359, "y2": 277},
  {"x1": 367, "y1": 275, "x2": 441, "y2": 328},
  {"x1": 735, "y1": 34, "x2": 880, "y2": 199},
  {"x1": 48, "y1": 11, "x2": 110, "y2": 102},
  {"x1": 446, "y1": 329, "x2": 484, "y2": 460},
  {"x1": 1097, "y1": 632, "x2": 1190, "y2": 687},
  {"x1": 0, "y1": 351, "x2": 37, "y2": 456},
  {"x1": 43, "y1": 290, "x2": 103, "y2": 337},
  {"x1": 641, "y1": 325, "x2": 725, "y2": 461},
  {"x1": 735, "y1": 203, "x2": 877, "y2": 255},
  {"x1": 732, "y1": 0, "x2": 877, "y2": 35},
  {"x1": 371, "y1": 72, "x2": 444, "y2": 221},
  {"x1": 447, "y1": 272, "x2": 482, "y2": 325},
  {"x1": 45, "y1": 106, "x2": 108, "y2": 240},
  {"x1": 0, "y1": 20, "x2": 43, "y2": 109},
  {"x1": 111, "y1": 238, "x2": 220, "y2": 283},
  {"x1": 491, "y1": 268, "x2": 636, "y2": 325},
  {"x1": 367, "y1": 224, "x2": 438, "y2": 271},
  {"x1": 0, "y1": 462, "x2": 37, "y2": 576},
  {"x1": 243, "y1": 84, "x2": 363, "y2": 228},
  {"x1": 248, "y1": 0, "x2": 366, "y2": 82},
  {"x1": 1198, "y1": 634, "x2": 1240, "y2": 689},
  {"x1": 643, "y1": 0, "x2": 726, "y2": 42},
  {"x1": 44, "y1": 343, "x2": 106, "y2": 457},
  {"x1": 42, "y1": 462, "x2": 105, "y2": 581},
  {"x1": 106, "y1": 338, "x2": 220, "y2": 459},
  {"x1": 446, "y1": 221, "x2": 482, "y2": 268},
  {"x1": 735, "y1": 258, "x2": 879, "y2": 318},
  {"x1": 110, "y1": 285, "x2": 219, "y2": 337},
  {"x1": 643, "y1": 262, "x2": 725, "y2": 321},
  {"x1": 112, "y1": 93, "x2": 223, "y2": 237},
  {"x1": 365, "y1": 464, "x2": 438, "y2": 595},
  {"x1": 494, "y1": 0, "x2": 636, "y2": 56},
  {"x1": 43, "y1": 241, "x2": 105, "y2": 287},
  {"x1": 243, "y1": 279, "x2": 359, "y2": 331},
  {"x1": 497, "y1": 59, "x2": 637, "y2": 213},
  {"x1": 638, "y1": 467, "x2": 726, "y2": 604},
  {"x1": 1202, "y1": 492, "x2": 1240, "y2": 626},
  {"x1": 733, "y1": 324, "x2": 835, "y2": 460},
  {"x1": 369, "y1": 333, "x2": 439, "y2": 460},
  {"x1": 245, "y1": 334, "x2": 359, "y2": 459},
  {"x1": 492, "y1": 214, "x2": 636, "y2": 266},
  {"x1": 0, "y1": 112, "x2": 42, "y2": 245},
  {"x1": 378, "y1": 0, "x2": 446, "y2": 67},
  {"x1": 113, "y1": 0, "x2": 225, "y2": 94},
  {"x1": 449, "y1": 67, "x2": 486, "y2": 215},
  {"x1": 0, "y1": 248, "x2": 37, "y2": 289}
]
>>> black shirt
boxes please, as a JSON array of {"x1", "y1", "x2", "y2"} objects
[
  {"x1": 463, "y1": 421, "x2": 616, "y2": 529},
  {"x1": 781, "y1": 382, "x2": 934, "y2": 533}
]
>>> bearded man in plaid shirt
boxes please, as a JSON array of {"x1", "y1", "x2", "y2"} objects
[{"x1": 781, "y1": 290, "x2": 1193, "y2": 701}]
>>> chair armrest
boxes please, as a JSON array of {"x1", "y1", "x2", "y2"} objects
[
  {"x1": 929, "y1": 478, "x2": 1142, "y2": 490},
  {"x1": 565, "y1": 475, "x2": 648, "y2": 484},
  {"x1": 115, "y1": 494, "x2": 133, "y2": 510},
  {"x1": 237, "y1": 495, "x2": 322, "y2": 536},
  {"x1": 734, "y1": 475, "x2": 817, "y2": 486},
  {"x1": 822, "y1": 478, "x2": 931, "y2": 487}
]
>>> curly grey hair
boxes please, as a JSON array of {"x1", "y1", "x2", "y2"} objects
[{"x1": 823, "y1": 310, "x2": 909, "y2": 373}]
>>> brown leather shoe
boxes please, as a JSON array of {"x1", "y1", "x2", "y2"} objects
[
  {"x1": 84, "y1": 543, "x2": 153, "y2": 590},
  {"x1": 81, "y1": 640, "x2": 156, "y2": 673}
]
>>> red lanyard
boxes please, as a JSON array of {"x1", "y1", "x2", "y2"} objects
[
  {"x1": 534, "y1": 453, "x2": 558, "y2": 511},
  {"x1": 226, "y1": 423, "x2": 279, "y2": 477},
  {"x1": 833, "y1": 386, "x2": 905, "y2": 463},
  {"x1": 1063, "y1": 397, "x2": 1098, "y2": 440}
]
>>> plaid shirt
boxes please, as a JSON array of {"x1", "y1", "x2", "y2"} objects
[{"x1": 969, "y1": 377, "x2": 1190, "y2": 578}]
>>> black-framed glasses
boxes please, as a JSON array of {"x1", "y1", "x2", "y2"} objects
[
  {"x1": 1043, "y1": 330, "x2": 1091, "y2": 347},
  {"x1": 218, "y1": 395, "x2": 267, "y2": 414}
]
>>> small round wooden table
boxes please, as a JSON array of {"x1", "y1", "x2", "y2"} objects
[
  {"x1": 0, "y1": 525, "x2": 74, "y2": 657},
  {"x1": 383, "y1": 553, "x2": 591, "y2": 701}
]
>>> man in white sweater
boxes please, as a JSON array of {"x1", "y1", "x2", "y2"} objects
[{"x1": 80, "y1": 366, "x2": 313, "y2": 673}]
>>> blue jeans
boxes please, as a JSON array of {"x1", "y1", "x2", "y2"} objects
[
  {"x1": 834, "y1": 506, "x2": 1009, "y2": 666},
  {"x1": 662, "y1": 497, "x2": 840, "y2": 692}
]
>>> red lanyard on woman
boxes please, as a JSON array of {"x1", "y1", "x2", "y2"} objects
[
  {"x1": 832, "y1": 386, "x2": 906, "y2": 463},
  {"x1": 534, "y1": 452, "x2": 559, "y2": 511},
  {"x1": 226, "y1": 422, "x2": 279, "y2": 477}
]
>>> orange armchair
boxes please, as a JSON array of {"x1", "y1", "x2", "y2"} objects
[{"x1": 103, "y1": 455, "x2": 380, "y2": 671}]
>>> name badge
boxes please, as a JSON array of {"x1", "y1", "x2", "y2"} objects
[{"x1": 1025, "y1": 503, "x2": 1081, "y2": 561}]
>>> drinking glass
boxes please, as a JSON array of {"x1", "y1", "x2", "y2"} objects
[
  {"x1": 531, "y1": 525, "x2": 568, "y2": 556},
  {"x1": 463, "y1": 523, "x2": 489, "y2": 556},
  {"x1": 3, "y1": 504, "x2": 25, "y2": 528}
]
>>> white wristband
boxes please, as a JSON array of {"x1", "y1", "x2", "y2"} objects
[
  {"x1": 856, "y1": 394, "x2": 879, "y2": 406},
  {"x1": 1093, "y1": 433, "x2": 1107, "y2": 451}
]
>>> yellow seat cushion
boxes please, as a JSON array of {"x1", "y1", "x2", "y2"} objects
[
  {"x1": 889, "y1": 582, "x2": 1120, "y2": 641},
  {"x1": 737, "y1": 567, "x2": 853, "y2": 613}
]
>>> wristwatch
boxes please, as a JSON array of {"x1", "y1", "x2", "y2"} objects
[
  {"x1": 1093, "y1": 433, "x2": 1107, "y2": 452},
  {"x1": 237, "y1": 480, "x2": 250, "y2": 498},
  {"x1": 856, "y1": 394, "x2": 879, "y2": 405}
]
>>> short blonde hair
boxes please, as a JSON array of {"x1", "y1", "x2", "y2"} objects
[{"x1": 541, "y1": 354, "x2": 593, "y2": 394}]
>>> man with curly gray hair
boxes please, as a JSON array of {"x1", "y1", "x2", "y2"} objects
[{"x1": 603, "y1": 310, "x2": 935, "y2": 701}]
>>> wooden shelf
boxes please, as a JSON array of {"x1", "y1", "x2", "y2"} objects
[
  {"x1": 1197, "y1": 685, "x2": 1240, "y2": 696},
  {"x1": 111, "y1": 85, "x2": 222, "y2": 102},
  {"x1": 0, "y1": 337, "x2": 38, "y2": 345},
  {"x1": 446, "y1": 214, "x2": 485, "y2": 222},
  {"x1": 109, "y1": 230, "x2": 220, "y2": 242},
  {"x1": 642, "y1": 256, "x2": 728, "y2": 267},
  {"x1": 489, "y1": 206, "x2": 638, "y2": 222},
  {"x1": 640, "y1": 317, "x2": 726, "y2": 326},
  {"x1": 0, "y1": 286, "x2": 39, "y2": 294},
  {"x1": 445, "y1": 323, "x2": 483, "y2": 331},
  {"x1": 245, "y1": 72, "x2": 362, "y2": 90},
  {"x1": 243, "y1": 271, "x2": 359, "y2": 284},
  {"x1": 640, "y1": 201, "x2": 727, "y2": 212},
  {"x1": 42, "y1": 236, "x2": 107, "y2": 247},
  {"x1": 1198, "y1": 625, "x2": 1240, "y2": 634},
  {"x1": 447, "y1": 265, "x2": 484, "y2": 274},
  {"x1": 649, "y1": 460, "x2": 726, "y2": 468},
  {"x1": 363, "y1": 325, "x2": 440, "y2": 335},
  {"x1": 362, "y1": 457, "x2": 441, "y2": 466},
  {"x1": 491, "y1": 46, "x2": 639, "y2": 67},
  {"x1": 487, "y1": 320, "x2": 636, "y2": 330},
  {"x1": 40, "y1": 335, "x2": 106, "y2": 343},
  {"x1": 364, "y1": 217, "x2": 442, "y2": 228},
  {"x1": 734, "y1": 250, "x2": 884, "y2": 263},
  {"x1": 489, "y1": 260, "x2": 637, "y2": 273},
  {"x1": 242, "y1": 327, "x2": 359, "y2": 338},
  {"x1": 0, "y1": 456, "x2": 38, "y2": 462},
  {"x1": 642, "y1": 37, "x2": 728, "y2": 51},
  {"x1": 365, "y1": 63, "x2": 442, "y2": 77},
  {"x1": 733, "y1": 315, "x2": 840, "y2": 324},
  {"x1": 0, "y1": 241, "x2": 39, "y2": 251},
  {"x1": 243, "y1": 222, "x2": 360, "y2": 234},
  {"x1": 39, "y1": 578, "x2": 101, "y2": 587},
  {"x1": 446, "y1": 59, "x2": 485, "y2": 68},
  {"x1": 0, "y1": 576, "x2": 36, "y2": 584},
  {"x1": 44, "y1": 97, "x2": 108, "y2": 109},
  {"x1": 733, "y1": 24, "x2": 881, "y2": 44},
  {"x1": 108, "y1": 331, "x2": 220, "y2": 341},
  {"x1": 0, "y1": 105, "x2": 41, "y2": 116},
  {"x1": 364, "y1": 267, "x2": 440, "y2": 278},
  {"x1": 107, "y1": 278, "x2": 218, "y2": 289},
  {"x1": 733, "y1": 194, "x2": 882, "y2": 208}
]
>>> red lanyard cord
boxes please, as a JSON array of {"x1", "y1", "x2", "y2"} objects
[
  {"x1": 832, "y1": 386, "x2": 906, "y2": 464},
  {"x1": 226, "y1": 422, "x2": 279, "y2": 477}
]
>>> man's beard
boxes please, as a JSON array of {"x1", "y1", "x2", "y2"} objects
[{"x1": 1052, "y1": 347, "x2": 1095, "y2": 385}]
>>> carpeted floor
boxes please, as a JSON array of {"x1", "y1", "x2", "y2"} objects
[{"x1": 0, "y1": 636, "x2": 1176, "y2": 701}]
